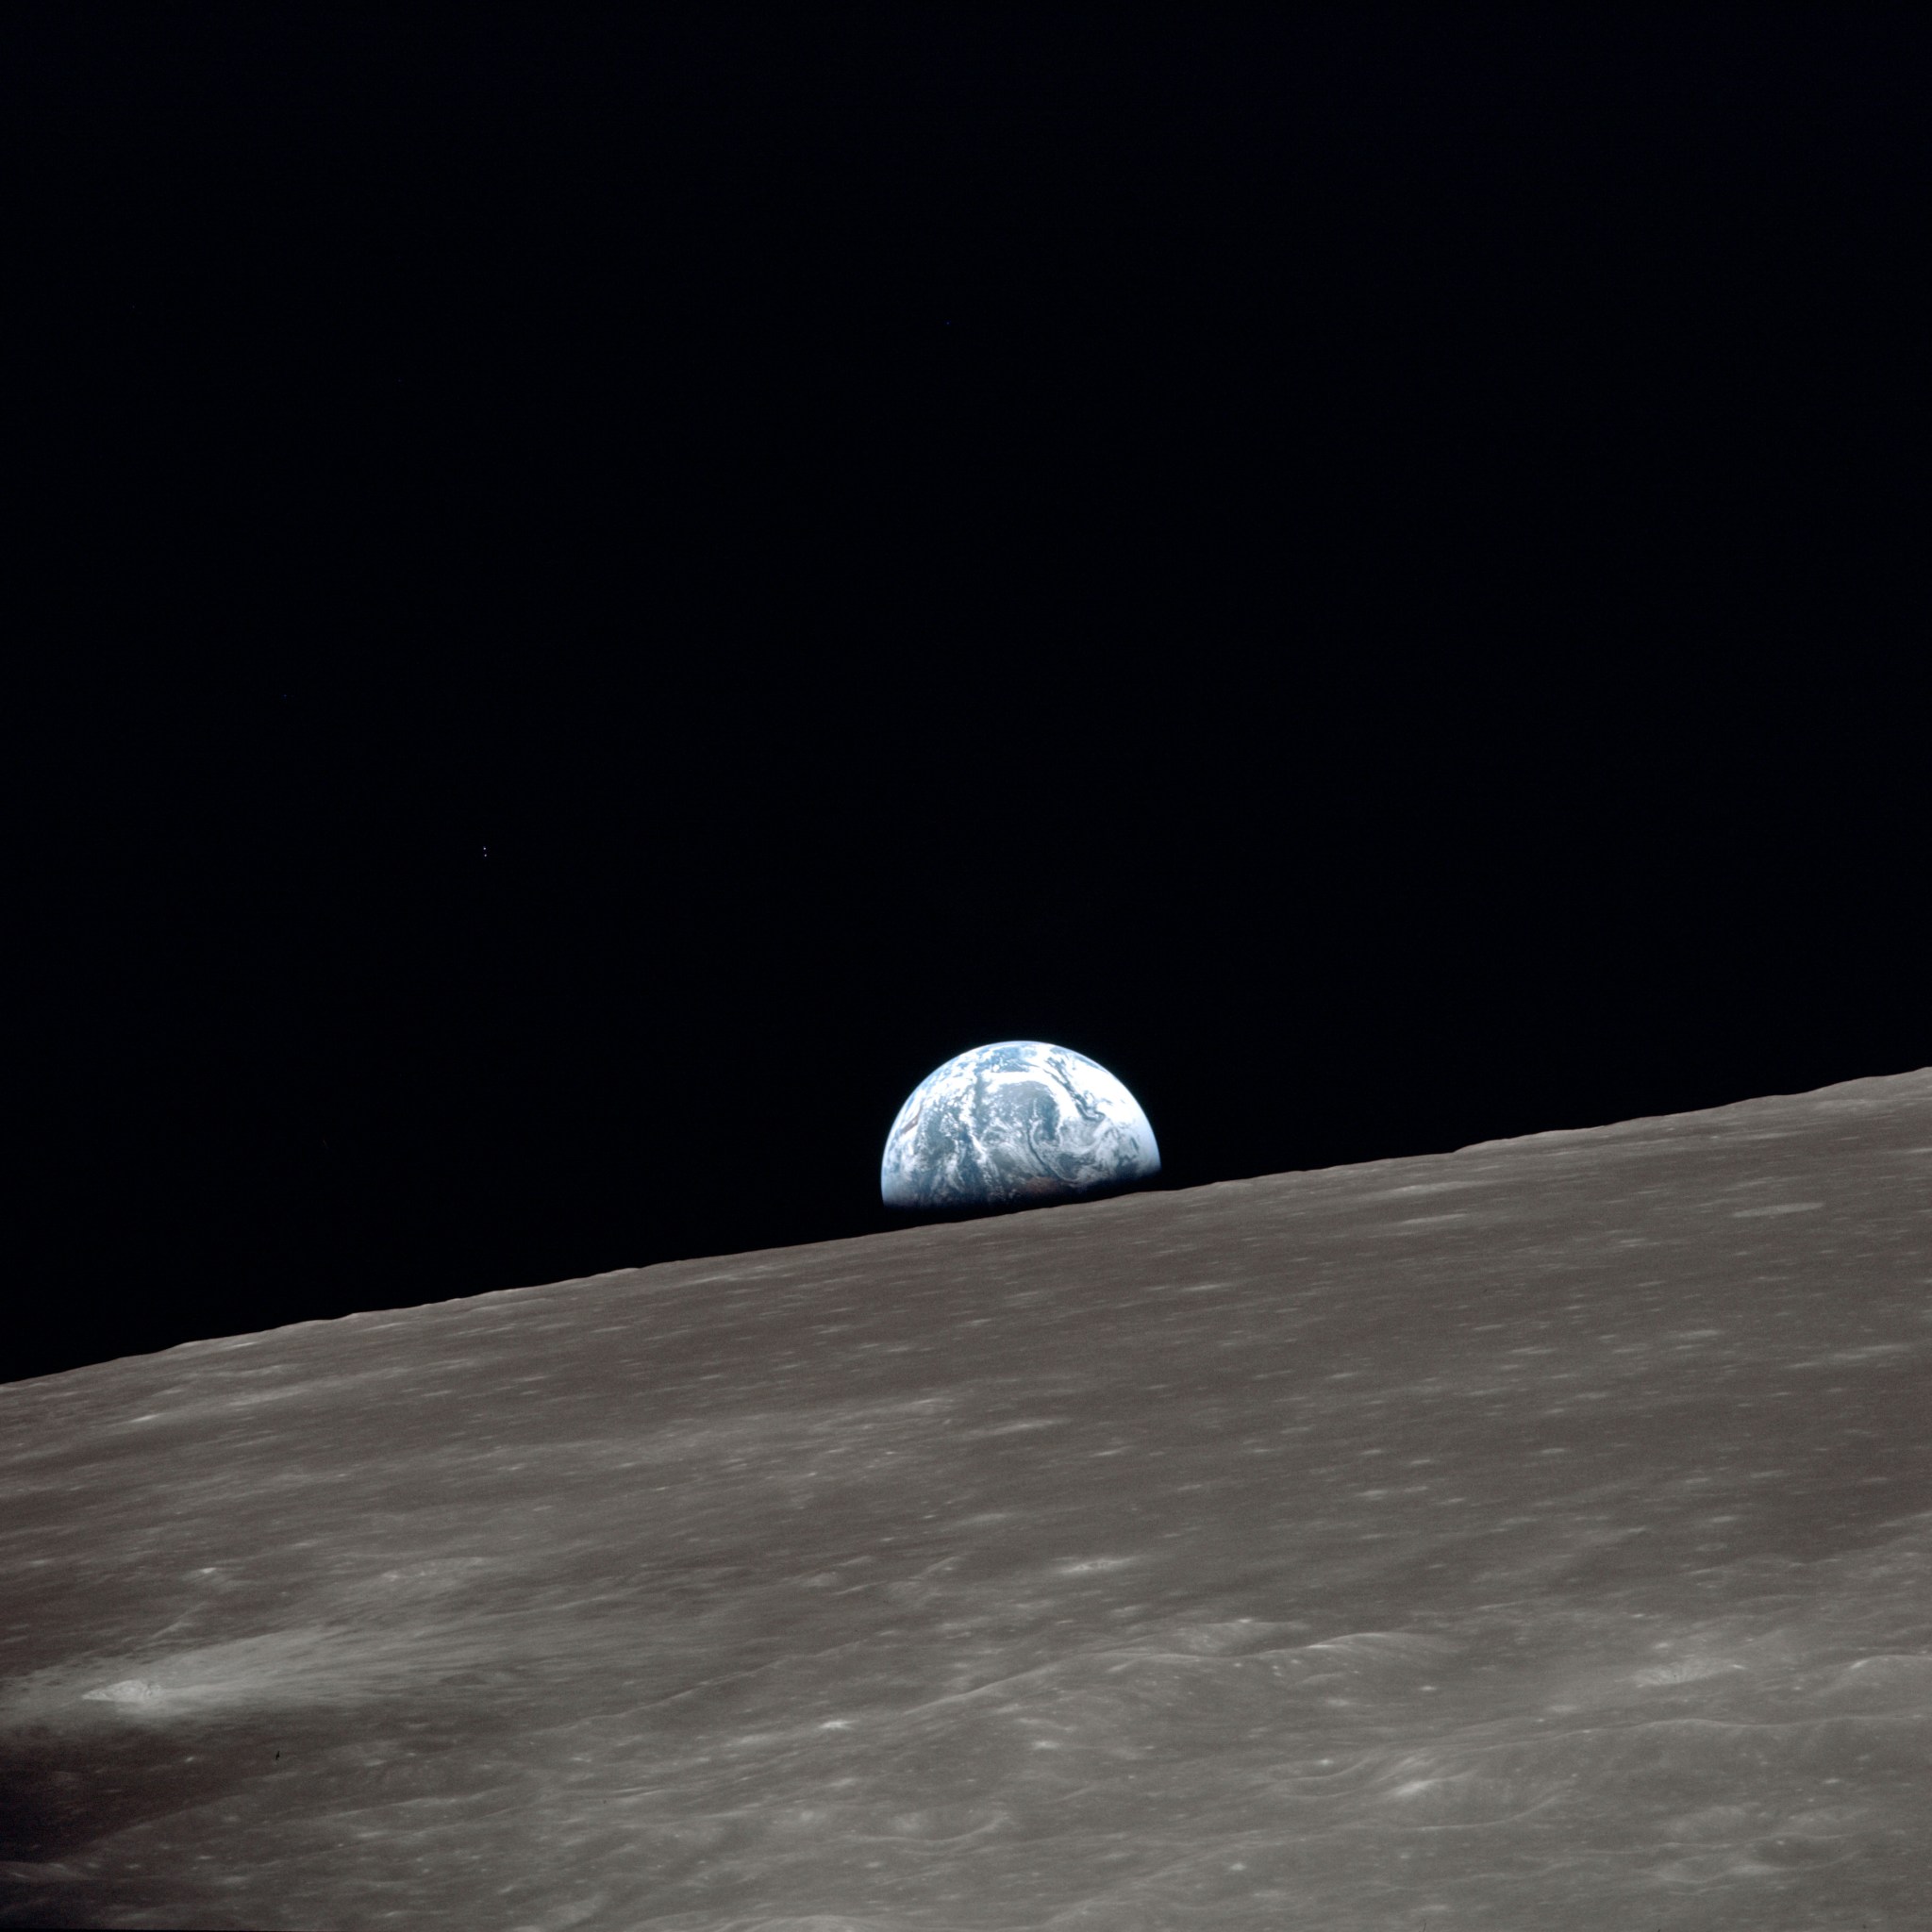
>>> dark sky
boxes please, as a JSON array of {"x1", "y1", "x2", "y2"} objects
[{"x1": 11, "y1": 9, "x2": 1928, "y2": 1383}]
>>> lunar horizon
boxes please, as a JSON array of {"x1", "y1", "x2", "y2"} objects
[{"x1": 3, "y1": 1070, "x2": 1929, "y2": 1929}]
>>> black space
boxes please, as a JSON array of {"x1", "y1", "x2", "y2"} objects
[{"x1": 9, "y1": 10, "x2": 1928, "y2": 1384}]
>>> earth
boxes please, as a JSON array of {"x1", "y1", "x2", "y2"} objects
[{"x1": 880, "y1": 1040, "x2": 1161, "y2": 1211}]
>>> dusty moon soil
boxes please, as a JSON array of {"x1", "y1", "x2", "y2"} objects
[{"x1": 3, "y1": 1072, "x2": 1929, "y2": 1929}]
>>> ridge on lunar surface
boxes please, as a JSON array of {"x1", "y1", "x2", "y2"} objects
[{"x1": 4, "y1": 1072, "x2": 1931, "y2": 1929}]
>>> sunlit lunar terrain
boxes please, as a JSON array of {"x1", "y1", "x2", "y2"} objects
[{"x1": 3, "y1": 1071, "x2": 1929, "y2": 1929}]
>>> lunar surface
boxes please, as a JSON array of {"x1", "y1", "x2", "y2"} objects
[
  {"x1": 4, "y1": 1072, "x2": 1930, "y2": 1930},
  {"x1": 881, "y1": 1041, "x2": 1160, "y2": 1211}
]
